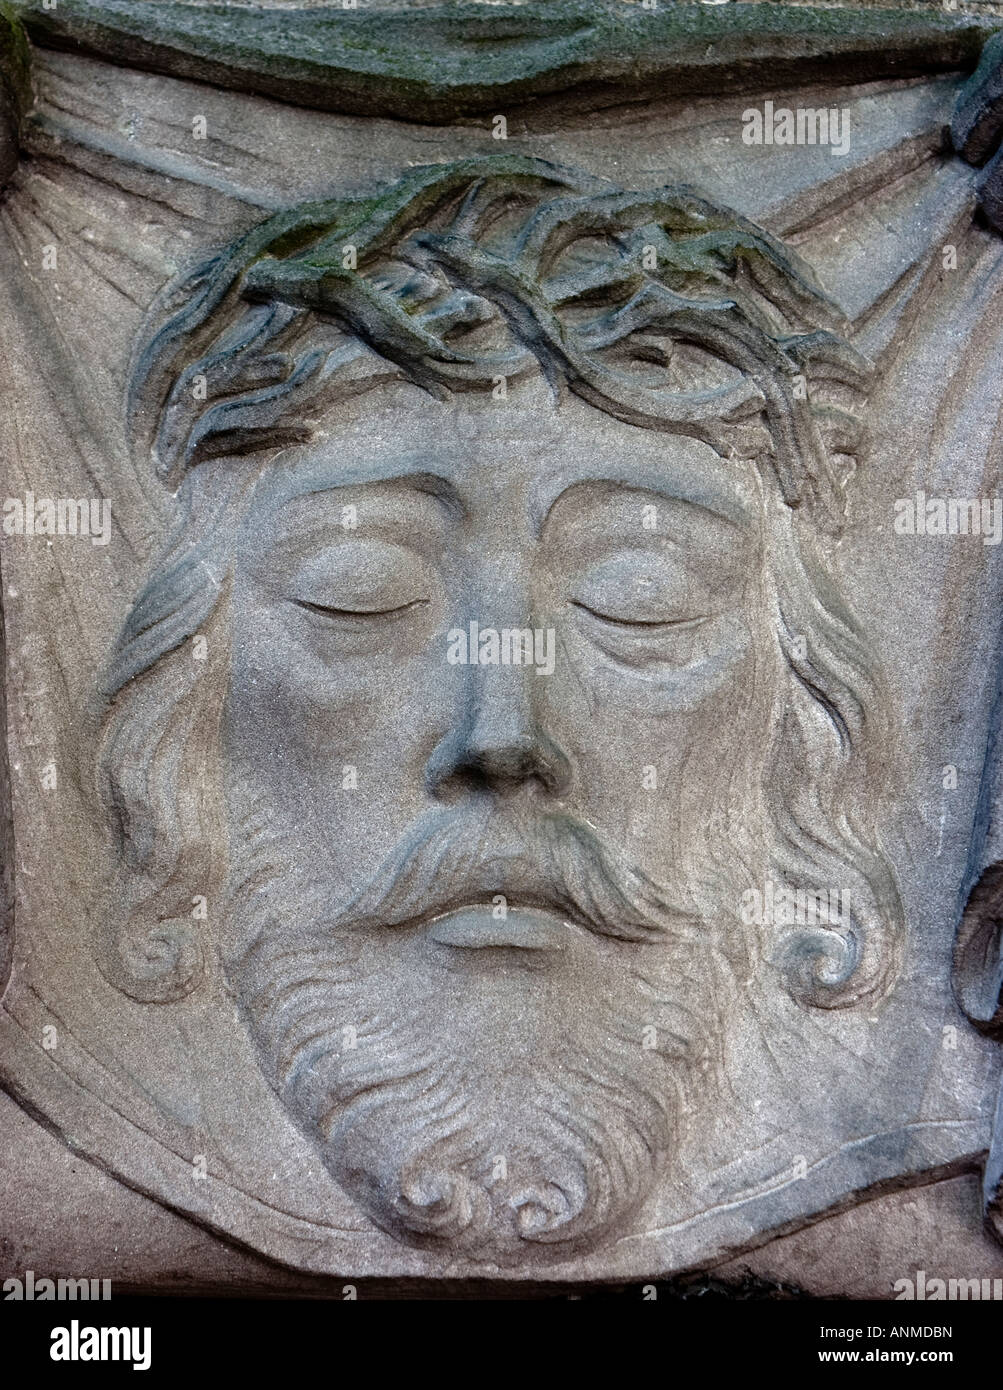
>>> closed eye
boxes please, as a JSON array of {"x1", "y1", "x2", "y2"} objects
[
  {"x1": 292, "y1": 597, "x2": 429, "y2": 619},
  {"x1": 571, "y1": 600, "x2": 710, "y2": 630}
]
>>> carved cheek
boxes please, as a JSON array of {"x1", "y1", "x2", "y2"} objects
[
  {"x1": 222, "y1": 583, "x2": 458, "y2": 807},
  {"x1": 554, "y1": 606, "x2": 759, "y2": 717},
  {"x1": 544, "y1": 616, "x2": 767, "y2": 853}
]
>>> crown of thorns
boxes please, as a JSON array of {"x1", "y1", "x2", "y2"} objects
[{"x1": 130, "y1": 154, "x2": 869, "y2": 528}]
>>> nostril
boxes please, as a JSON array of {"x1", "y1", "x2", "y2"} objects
[
  {"x1": 425, "y1": 727, "x2": 572, "y2": 800},
  {"x1": 470, "y1": 744, "x2": 544, "y2": 789}
]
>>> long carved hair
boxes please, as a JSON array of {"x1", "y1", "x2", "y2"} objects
[{"x1": 96, "y1": 155, "x2": 903, "y2": 1009}]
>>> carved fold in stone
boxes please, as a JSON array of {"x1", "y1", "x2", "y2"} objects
[{"x1": 4, "y1": 5, "x2": 1003, "y2": 1284}]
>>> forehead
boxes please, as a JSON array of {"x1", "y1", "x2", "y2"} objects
[{"x1": 244, "y1": 376, "x2": 761, "y2": 532}]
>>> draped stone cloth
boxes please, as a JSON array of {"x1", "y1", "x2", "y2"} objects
[{"x1": 3, "y1": 1, "x2": 1003, "y2": 1287}]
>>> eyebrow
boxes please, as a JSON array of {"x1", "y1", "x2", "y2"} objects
[
  {"x1": 269, "y1": 466, "x2": 466, "y2": 522},
  {"x1": 529, "y1": 461, "x2": 755, "y2": 536}
]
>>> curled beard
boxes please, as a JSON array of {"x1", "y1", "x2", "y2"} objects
[{"x1": 223, "y1": 800, "x2": 745, "y2": 1264}]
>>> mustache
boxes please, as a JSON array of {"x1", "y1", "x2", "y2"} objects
[{"x1": 310, "y1": 803, "x2": 701, "y2": 945}]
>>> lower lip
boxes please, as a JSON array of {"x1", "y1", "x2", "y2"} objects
[{"x1": 425, "y1": 907, "x2": 568, "y2": 951}]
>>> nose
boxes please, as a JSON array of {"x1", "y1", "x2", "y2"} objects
[{"x1": 425, "y1": 659, "x2": 571, "y2": 800}]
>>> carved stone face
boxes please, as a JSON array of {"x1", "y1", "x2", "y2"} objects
[
  {"x1": 92, "y1": 163, "x2": 905, "y2": 1272},
  {"x1": 217, "y1": 376, "x2": 777, "y2": 1259}
]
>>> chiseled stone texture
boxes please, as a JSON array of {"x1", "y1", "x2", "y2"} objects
[
  {"x1": 4, "y1": 1, "x2": 1003, "y2": 1291},
  {"x1": 3, "y1": 1088, "x2": 1000, "y2": 1298}
]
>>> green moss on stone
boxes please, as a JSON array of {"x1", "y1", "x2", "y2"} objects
[{"x1": 9, "y1": 1, "x2": 1003, "y2": 121}]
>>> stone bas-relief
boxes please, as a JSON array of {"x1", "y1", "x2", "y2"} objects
[
  {"x1": 99, "y1": 162, "x2": 899, "y2": 1260},
  {"x1": 3, "y1": 1, "x2": 1003, "y2": 1290}
]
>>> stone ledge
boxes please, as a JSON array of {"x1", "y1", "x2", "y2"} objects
[{"x1": 11, "y1": 0, "x2": 1003, "y2": 122}]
